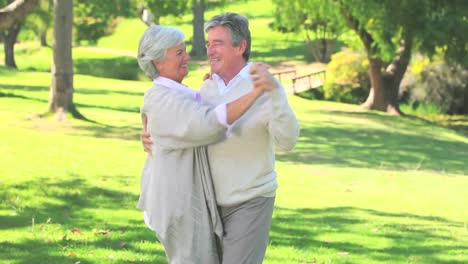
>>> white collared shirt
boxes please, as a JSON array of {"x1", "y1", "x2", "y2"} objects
[{"x1": 212, "y1": 62, "x2": 252, "y2": 95}]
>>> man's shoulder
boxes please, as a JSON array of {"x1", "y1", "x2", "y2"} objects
[{"x1": 200, "y1": 79, "x2": 217, "y2": 90}]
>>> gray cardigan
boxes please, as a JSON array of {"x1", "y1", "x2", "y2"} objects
[{"x1": 137, "y1": 82, "x2": 224, "y2": 263}]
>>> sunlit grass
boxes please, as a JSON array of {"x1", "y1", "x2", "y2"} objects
[{"x1": 1, "y1": 69, "x2": 467, "y2": 263}]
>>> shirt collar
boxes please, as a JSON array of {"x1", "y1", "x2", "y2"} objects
[
  {"x1": 212, "y1": 62, "x2": 252, "y2": 94},
  {"x1": 153, "y1": 76, "x2": 200, "y2": 100}
]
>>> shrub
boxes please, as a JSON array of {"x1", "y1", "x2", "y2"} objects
[
  {"x1": 323, "y1": 50, "x2": 370, "y2": 104},
  {"x1": 410, "y1": 61, "x2": 467, "y2": 115}
]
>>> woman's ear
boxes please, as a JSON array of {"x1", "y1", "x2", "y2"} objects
[{"x1": 151, "y1": 60, "x2": 160, "y2": 71}]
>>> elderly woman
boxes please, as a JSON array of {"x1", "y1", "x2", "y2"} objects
[{"x1": 136, "y1": 25, "x2": 274, "y2": 264}]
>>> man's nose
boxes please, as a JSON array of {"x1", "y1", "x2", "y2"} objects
[{"x1": 206, "y1": 46, "x2": 214, "y2": 56}]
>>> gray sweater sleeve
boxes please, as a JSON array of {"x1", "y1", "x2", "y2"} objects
[
  {"x1": 142, "y1": 86, "x2": 226, "y2": 149},
  {"x1": 268, "y1": 80, "x2": 300, "y2": 151}
]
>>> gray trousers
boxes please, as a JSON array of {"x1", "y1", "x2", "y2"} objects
[{"x1": 218, "y1": 196, "x2": 275, "y2": 264}]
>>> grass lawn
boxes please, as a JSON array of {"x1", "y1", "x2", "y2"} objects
[
  {"x1": 1, "y1": 0, "x2": 467, "y2": 263},
  {"x1": 1, "y1": 68, "x2": 467, "y2": 264}
]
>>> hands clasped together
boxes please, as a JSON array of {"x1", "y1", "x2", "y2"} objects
[{"x1": 250, "y1": 62, "x2": 277, "y2": 93}]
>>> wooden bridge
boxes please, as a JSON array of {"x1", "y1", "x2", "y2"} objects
[{"x1": 272, "y1": 68, "x2": 326, "y2": 94}]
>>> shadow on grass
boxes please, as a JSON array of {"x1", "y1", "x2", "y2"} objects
[
  {"x1": 278, "y1": 110, "x2": 468, "y2": 175},
  {"x1": 71, "y1": 123, "x2": 141, "y2": 141},
  {"x1": 270, "y1": 206, "x2": 467, "y2": 263},
  {"x1": 252, "y1": 41, "x2": 315, "y2": 65},
  {"x1": 0, "y1": 85, "x2": 140, "y2": 114},
  {"x1": 74, "y1": 57, "x2": 145, "y2": 81},
  {"x1": 406, "y1": 114, "x2": 468, "y2": 137},
  {"x1": 0, "y1": 177, "x2": 167, "y2": 263},
  {"x1": 0, "y1": 90, "x2": 141, "y2": 141},
  {"x1": 0, "y1": 83, "x2": 143, "y2": 99}
]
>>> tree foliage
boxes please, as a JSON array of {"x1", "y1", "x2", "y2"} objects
[
  {"x1": 338, "y1": 0, "x2": 467, "y2": 64},
  {"x1": 22, "y1": 0, "x2": 53, "y2": 46},
  {"x1": 73, "y1": 0, "x2": 137, "y2": 44},
  {"x1": 273, "y1": 0, "x2": 468, "y2": 114},
  {"x1": 0, "y1": 0, "x2": 39, "y2": 32},
  {"x1": 0, "y1": 0, "x2": 40, "y2": 68},
  {"x1": 272, "y1": 0, "x2": 345, "y2": 62},
  {"x1": 143, "y1": 0, "x2": 189, "y2": 25}
]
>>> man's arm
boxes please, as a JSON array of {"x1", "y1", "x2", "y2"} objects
[{"x1": 267, "y1": 79, "x2": 300, "y2": 151}]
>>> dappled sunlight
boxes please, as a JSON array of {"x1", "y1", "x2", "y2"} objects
[
  {"x1": 277, "y1": 100, "x2": 468, "y2": 174},
  {"x1": 268, "y1": 206, "x2": 467, "y2": 264},
  {"x1": 0, "y1": 177, "x2": 166, "y2": 263}
]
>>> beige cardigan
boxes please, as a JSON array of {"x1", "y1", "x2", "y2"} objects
[
  {"x1": 137, "y1": 82, "x2": 224, "y2": 263},
  {"x1": 200, "y1": 77, "x2": 300, "y2": 207}
]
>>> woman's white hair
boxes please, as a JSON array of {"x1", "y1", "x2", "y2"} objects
[{"x1": 137, "y1": 25, "x2": 185, "y2": 79}]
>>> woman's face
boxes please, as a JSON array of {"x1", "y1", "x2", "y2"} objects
[{"x1": 154, "y1": 43, "x2": 190, "y2": 83}]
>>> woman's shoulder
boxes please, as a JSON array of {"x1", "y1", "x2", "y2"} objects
[{"x1": 144, "y1": 84, "x2": 196, "y2": 109}]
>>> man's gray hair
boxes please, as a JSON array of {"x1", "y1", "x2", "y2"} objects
[
  {"x1": 137, "y1": 25, "x2": 185, "y2": 79},
  {"x1": 204, "y1": 12, "x2": 251, "y2": 61}
]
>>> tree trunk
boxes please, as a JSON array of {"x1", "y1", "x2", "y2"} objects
[
  {"x1": 341, "y1": 7, "x2": 411, "y2": 115},
  {"x1": 362, "y1": 59, "x2": 404, "y2": 115},
  {"x1": 362, "y1": 58, "x2": 386, "y2": 111},
  {"x1": 306, "y1": 37, "x2": 335, "y2": 63},
  {"x1": 40, "y1": 30, "x2": 47, "y2": 46},
  {"x1": 0, "y1": 0, "x2": 38, "y2": 32},
  {"x1": 362, "y1": 39, "x2": 412, "y2": 115},
  {"x1": 49, "y1": 0, "x2": 79, "y2": 120},
  {"x1": 190, "y1": 0, "x2": 206, "y2": 56},
  {"x1": 1, "y1": 21, "x2": 21, "y2": 68}
]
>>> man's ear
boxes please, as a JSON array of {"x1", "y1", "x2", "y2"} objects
[{"x1": 238, "y1": 39, "x2": 247, "y2": 54}]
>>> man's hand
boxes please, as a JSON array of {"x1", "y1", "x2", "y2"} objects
[
  {"x1": 249, "y1": 62, "x2": 277, "y2": 92},
  {"x1": 141, "y1": 114, "x2": 153, "y2": 155}
]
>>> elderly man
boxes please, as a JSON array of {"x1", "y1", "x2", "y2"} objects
[{"x1": 142, "y1": 13, "x2": 299, "y2": 263}]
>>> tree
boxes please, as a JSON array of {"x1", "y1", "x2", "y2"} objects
[
  {"x1": 190, "y1": 0, "x2": 206, "y2": 56},
  {"x1": 273, "y1": 0, "x2": 468, "y2": 115},
  {"x1": 74, "y1": 0, "x2": 120, "y2": 44},
  {"x1": 49, "y1": 0, "x2": 80, "y2": 120},
  {"x1": 143, "y1": 0, "x2": 234, "y2": 57},
  {"x1": 190, "y1": 0, "x2": 231, "y2": 56},
  {"x1": 24, "y1": 0, "x2": 53, "y2": 47},
  {"x1": 0, "y1": 0, "x2": 39, "y2": 68},
  {"x1": 0, "y1": 0, "x2": 38, "y2": 32},
  {"x1": 144, "y1": 0, "x2": 188, "y2": 25},
  {"x1": 272, "y1": 0, "x2": 345, "y2": 63},
  {"x1": 72, "y1": 0, "x2": 137, "y2": 44}
]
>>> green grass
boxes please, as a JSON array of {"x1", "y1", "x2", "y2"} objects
[
  {"x1": 1, "y1": 69, "x2": 467, "y2": 264},
  {"x1": 1, "y1": 0, "x2": 468, "y2": 263}
]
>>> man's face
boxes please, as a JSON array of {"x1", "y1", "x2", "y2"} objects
[
  {"x1": 153, "y1": 43, "x2": 190, "y2": 83},
  {"x1": 206, "y1": 26, "x2": 245, "y2": 79}
]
